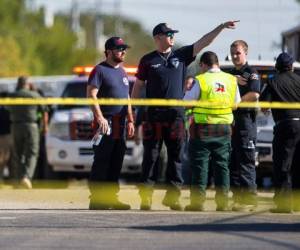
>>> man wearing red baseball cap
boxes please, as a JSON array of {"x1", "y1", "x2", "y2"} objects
[{"x1": 87, "y1": 36, "x2": 134, "y2": 210}]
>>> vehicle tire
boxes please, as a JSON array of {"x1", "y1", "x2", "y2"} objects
[
  {"x1": 43, "y1": 163, "x2": 58, "y2": 180},
  {"x1": 39, "y1": 164, "x2": 68, "y2": 188}
]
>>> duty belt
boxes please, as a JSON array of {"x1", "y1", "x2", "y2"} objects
[{"x1": 276, "y1": 118, "x2": 300, "y2": 126}]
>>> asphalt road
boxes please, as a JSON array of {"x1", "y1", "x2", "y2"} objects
[
  {"x1": 0, "y1": 210, "x2": 299, "y2": 250},
  {"x1": 0, "y1": 182, "x2": 299, "y2": 250}
]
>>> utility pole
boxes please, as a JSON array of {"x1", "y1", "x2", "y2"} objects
[
  {"x1": 71, "y1": 0, "x2": 86, "y2": 48},
  {"x1": 26, "y1": 0, "x2": 53, "y2": 27},
  {"x1": 25, "y1": 0, "x2": 36, "y2": 11},
  {"x1": 95, "y1": 0, "x2": 105, "y2": 52},
  {"x1": 114, "y1": 0, "x2": 124, "y2": 36}
]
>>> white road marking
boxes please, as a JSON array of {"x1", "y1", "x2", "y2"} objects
[{"x1": 0, "y1": 217, "x2": 16, "y2": 220}]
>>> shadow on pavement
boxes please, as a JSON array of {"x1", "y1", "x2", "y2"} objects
[{"x1": 130, "y1": 222, "x2": 300, "y2": 232}]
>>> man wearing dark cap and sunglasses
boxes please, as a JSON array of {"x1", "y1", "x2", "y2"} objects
[
  {"x1": 132, "y1": 21, "x2": 239, "y2": 211},
  {"x1": 260, "y1": 52, "x2": 300, "y2": 213},
  {"x1": 87, "y1": 37, "x2": 135, "y2": 210}
]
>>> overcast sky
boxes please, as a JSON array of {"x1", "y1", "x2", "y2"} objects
[{"x1": 35, "y1": 0, "x2": 300, "y2": 61}]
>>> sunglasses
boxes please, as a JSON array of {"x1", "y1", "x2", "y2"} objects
[
  {"x1": 114, "y1": 47, "x2": 127, "y2": 52},
  {"x1": 165, "y1": 32, "x2": 175, "y2": 38}
]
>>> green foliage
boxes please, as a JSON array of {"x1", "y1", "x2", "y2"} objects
[
  {"x1": 79, "y1": 13, "x2": 155, "y2": 65},
  {"x1": 0, "y1": 0, "x2": 25, "y2": 31},
  {"x1": 0, "y1": 0, "x2": 153, "y2": 76},
  {"x1": 101, "y1": 15, "x2": 154, "y2": 65},
  {"x1": 0, "y1": 36, "x2": 28, "y2": 76},
  {"x1": 35, "y1": 20, "x2": 77, "y2": 74}
]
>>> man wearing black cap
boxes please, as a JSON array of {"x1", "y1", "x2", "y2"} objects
[
  {"x1": 87, "y1": 37, "x2": 135, "y2": 210},
  {"x1": 260, "y1": 52, "x2": 300, "y2": 213},
  {"x1": 131, "y1": 21, "x2": 239, "y2": 210}
]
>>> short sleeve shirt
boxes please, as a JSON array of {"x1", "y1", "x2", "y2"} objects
[
  {"x1": 88, "y1": 62, "x2": 129, "y2": 117},
  {"x1": 136, "y1": 45, "x2": 195, "y2": 100}
]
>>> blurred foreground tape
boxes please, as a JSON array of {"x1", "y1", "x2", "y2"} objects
[{"x1": 1, "y1": 98, "x2": 300, "y2": 109}]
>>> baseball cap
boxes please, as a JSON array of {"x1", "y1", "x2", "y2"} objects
[
  {"x1": 104, "y1": 37, "x2": 130, "y2": 50},
  {"x1": 275, "y1": 52, "x2": 294, "y2": 68},
  {"x1": 152, "y1": 23, "x2": 179, "y2": 36}
]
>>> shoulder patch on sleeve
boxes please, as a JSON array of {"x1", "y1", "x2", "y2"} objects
[{"x1": 250, "y1": 73, "x2": 259, "y2": 80}]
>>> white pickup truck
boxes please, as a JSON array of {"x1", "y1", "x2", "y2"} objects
[{"x1": 45, "y1": 70, "x2": 143, "y2": 178}]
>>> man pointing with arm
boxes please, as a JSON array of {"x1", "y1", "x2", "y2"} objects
[{"x1": 132, "y1": 20, "x2": 239, "y2": 211}]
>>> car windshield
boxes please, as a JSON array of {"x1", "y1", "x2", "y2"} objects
[
  {"x1": 62, "y1": 81, "x2": 87, "y2": 98},
  {"x1": 57, "y1": 81, "x2": 87, "y2": 110}
]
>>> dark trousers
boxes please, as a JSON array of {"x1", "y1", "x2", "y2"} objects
[
  {"x1": 89, "y1": 122, "x2": 126, "y2": 202},
  {"x1": 188, "y1": 124, "x2": 231, "y2": 206},
  {"x1": 272, "y1": 121, "x2": 300, "y2": 209},
  {"x1": 11, "y1": 123, "x2": 39, "y2": 180},
  {"x1": 140, "y1": 110, "x2": 184, "y2": 201},
  {"x1": 230, "y1": 113, "x2": 257, "y2": 204}
]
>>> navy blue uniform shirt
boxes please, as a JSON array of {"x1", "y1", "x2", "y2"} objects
[
  {"x1": 136, "y1": 45, "x2": 194, "y2": 116},
  {"x1": 230, "y1": 62, "x2": 260, "y2": 114},
  {"x1": 230, "y1": 62, "x2": 260, "y2": 97},
  {"x1": 88, "y1": 62, "x2": 129, "y2": 117}
]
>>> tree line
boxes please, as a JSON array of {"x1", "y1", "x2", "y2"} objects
[{"x1": 0, "y1": 0, "x2": 154, "y2": 77}]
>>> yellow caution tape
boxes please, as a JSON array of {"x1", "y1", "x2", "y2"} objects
[{"x1": 0, "y1": 97, "x2": 300, "y2": 109}]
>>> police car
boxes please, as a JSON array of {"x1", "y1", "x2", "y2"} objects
[{"x1": 45, "y1": 66, "x2": 143, "y2": 178}]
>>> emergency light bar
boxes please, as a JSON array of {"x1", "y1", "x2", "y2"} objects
[
  {"x1": 73, "y1": 66, "x2": 137, "y2": 76},
  {"x1": 261, "y1": 74, "x2": 274, "y2": 79},
  {"x1": 124, "y1": 67, "x2": 137, "y2": 75},
  {"x1": 73, "y1": 66, "x2": 93, "y2": 75}
]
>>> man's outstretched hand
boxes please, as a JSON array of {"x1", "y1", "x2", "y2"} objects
[{"x1": 223, "y1": 20, "x2": 240, "y2": 29}]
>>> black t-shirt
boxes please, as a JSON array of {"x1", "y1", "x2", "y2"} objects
[
  {"x1": 88, "y1": 62, "x2": 129, "y2": 117},
  {"x1": 0, "y1": 106, "x2": 10, "y2": 135},
  {"x1": 230, "y1": 62, "x2": 261, "y2": 114},
  {"x1": 260, "y1": 71, "x2": 300, "y2": 122},
  {"x1": 136, "y1": 45, "x2": 195, "y2": 116}
]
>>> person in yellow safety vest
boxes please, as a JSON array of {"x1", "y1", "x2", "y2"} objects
[{"x1": 184, "y1": 51, "x2": 241, "y2": 211}]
